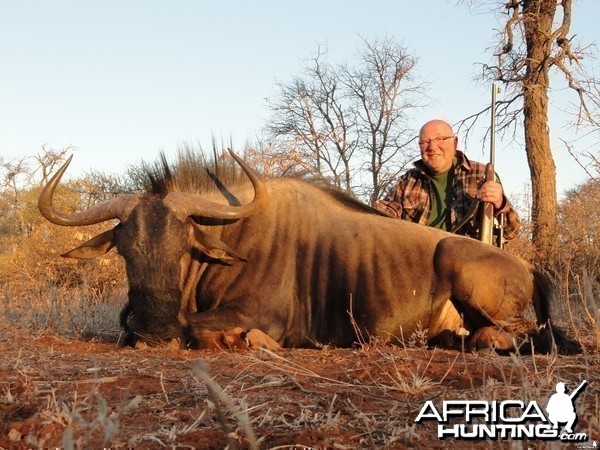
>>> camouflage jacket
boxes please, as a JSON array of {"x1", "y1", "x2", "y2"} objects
[{"x1": 374, "y1": 151, "x2": 521, "y2": 240}]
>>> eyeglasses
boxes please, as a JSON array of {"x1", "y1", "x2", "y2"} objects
[{"x1": 418, "y1": 136, "x2": 455, "y2": 147}]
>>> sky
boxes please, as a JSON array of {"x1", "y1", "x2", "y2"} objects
[{"x1": 1, "y1": 1, "x2": 598, "y2": 200}]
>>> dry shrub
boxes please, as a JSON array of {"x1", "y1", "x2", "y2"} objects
[
  {"x1": 506, "y1": 179, "x2": 600, "y2": 350},
  {"x1": 0, "y1": 219, "x2": 127, "y2": 340},
  {"x1": 554, "y1": 179, "x2": 600, "y2": 350},
  {"x1": 558, "y1": 179, "x2": 600, "y2": 283}
]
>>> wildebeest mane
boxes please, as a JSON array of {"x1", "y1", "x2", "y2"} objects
[
  {"x1": 317, "y1": 184, "x2": 392, "y2": 217},
  {"x1": 145, "y1": 149, "x2": 391, "y2": 217},
  {"x1": 145, "y1": 150, "x2": 250, "y2": 200}
]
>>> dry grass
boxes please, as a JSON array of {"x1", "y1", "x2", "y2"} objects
[
  {"x1": 1, "y1": 300, "x2": 599, "y2": 449},
  {"x1": 1, "y1": 247, "x2": 598, "y2": 448}
]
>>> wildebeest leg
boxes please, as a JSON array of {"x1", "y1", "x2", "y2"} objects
[
  {"x1": 469, "y1": 326, "x2": 517, "y2": 351},
  {"x1": 434, "y1": 237, "x2": 535, "y2": 352},
  {"x1": 427, "y1": 299, "x2": 471, "y2": 349},
  {"x1": 196, "y1": 327, "x2": 281, "y2": 351},
  {"x1": 187, "y1": 308, "x2": 283, "y2": 351},
  {"x1": 428, "y1": 299, "x2": 469, "y2": 338}
]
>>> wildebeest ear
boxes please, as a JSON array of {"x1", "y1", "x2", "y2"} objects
[
  {"x1": 188, "y1": 222, "x2": 247, "y2": 263},
  {"x1": 61, "y1": 227, "x2": 117, "y2": 259}
]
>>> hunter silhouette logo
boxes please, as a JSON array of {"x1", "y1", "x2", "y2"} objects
[
  {"x1": 546, "y1": 380, "x2": 587, "y2": 434},
  {"x1": 415, "y1": 379, "x2": 590, "y2": 442}
]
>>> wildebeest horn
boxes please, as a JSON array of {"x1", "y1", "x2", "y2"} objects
[
  {"x1": 38, "y1": 155, "x2": 140, "y2": 226},
  {"x1": 163, "y1": 150, "x2": 268, "y2": 220}
]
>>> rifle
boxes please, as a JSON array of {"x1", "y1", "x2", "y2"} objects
[
  {"x1": 479, "y1": 84, "x2": 504, "y2": 248},
  {"x1": 569, "y1": 380, "x2": 587, "y2": 400}
]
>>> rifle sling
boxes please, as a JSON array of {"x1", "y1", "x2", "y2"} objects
[{"x1": 450, "y1": 198, "x2": 481, "y2": 234}]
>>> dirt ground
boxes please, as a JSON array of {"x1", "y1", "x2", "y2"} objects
[{"x1": 1, "y1": 326, "x2": 598, "y2": 450}]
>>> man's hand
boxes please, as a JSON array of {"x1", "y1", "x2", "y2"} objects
[{"x1": 477, "y1": 180, "x2": 504, "y2": 210}]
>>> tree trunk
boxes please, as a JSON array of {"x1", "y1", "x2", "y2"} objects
[
  {"x1": 523, "y1": 0, "x2": 559, "y2": 265},
  {"x1": 523, "y1": 91, "x2": 558, "y2": 263}
]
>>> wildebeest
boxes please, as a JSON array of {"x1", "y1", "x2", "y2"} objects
[{"x1": 38, "y1": 152, "x2": 581, "y2": 354}]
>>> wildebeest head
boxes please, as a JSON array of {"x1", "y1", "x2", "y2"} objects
[{"x1": 38, "y1": 151, "x2": 267, "y2": 347}]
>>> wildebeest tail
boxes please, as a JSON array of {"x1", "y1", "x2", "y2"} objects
[{"x1": 530, "y1": 268, "x2": 582, "y2": 355}]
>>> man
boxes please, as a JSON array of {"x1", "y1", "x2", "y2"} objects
[
  {"x1": 375, "y1": 119, "x2": 521, "y2": 240},
  {"x1": 546, "y1": 382, "x2": 578, "y2": 434}
]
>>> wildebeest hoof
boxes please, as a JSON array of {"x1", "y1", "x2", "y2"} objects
[
  {"x1": 198, "y1": 327, "x2": 281, "y2": 351},
  {"x1": 221, "y1": 327, "x2": 248, "y2": 349},
  {"x1": 165, "y1": 338, "x2": 182, "y2": 350},
  {"x1": 243, "y1": 328, "x2": 281, "y2": 350},
  {"x1": 470, "y1": 326, "x2": 515, "y2": 352},
  {"x1": 428, "y1": 329, "x2": 457, "y2": 349},
  {"x1": 134, "y1": 337, "x2": 181, "y2": 350},
  {"x1": 222, "y1": 327, "x2": 281, "y2": 351},
  {"x1": 135, "y1": 340, "x2": 148, "y2": 350}
]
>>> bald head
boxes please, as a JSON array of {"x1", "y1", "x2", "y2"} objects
[
  {"x1": 418, "y1": 120, "x2": 458, "y2": 174},
  {"x1": 419, "y1": 120, "x2": 454, "y2": 137}
]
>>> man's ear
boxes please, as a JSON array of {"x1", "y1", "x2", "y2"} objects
[
  {"x1": 61, "y1": 227, "x2": 117, "y2": 259},
  {"x1": 188, "y1": 222, "x2": 247, "y2": 263}
]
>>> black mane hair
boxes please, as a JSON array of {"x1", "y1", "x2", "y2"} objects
[
  {"x1": 144, "y1": 149, "x2": 390, "y2": 218},
  {"x1": 145, "y1": 149, "x2": 250, "y2": 198}
]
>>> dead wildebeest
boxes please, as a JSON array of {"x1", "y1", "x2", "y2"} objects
[{"x1": 38, "y1": 151, "x2": 581, "y2": 354}]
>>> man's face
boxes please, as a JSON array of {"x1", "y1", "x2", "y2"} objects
[{"x1": 418, "y1": 121, "x2": 457, "y2": 174}]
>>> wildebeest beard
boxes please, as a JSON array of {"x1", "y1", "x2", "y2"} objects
[{"x1": 121, "y1": 287, "x2": 184, "y2": 346}]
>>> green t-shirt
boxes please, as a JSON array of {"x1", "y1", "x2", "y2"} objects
[{"x1": 427, "y1": 165, "x2": 455, "y2": 230}]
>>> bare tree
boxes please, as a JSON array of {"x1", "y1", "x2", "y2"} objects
[
  {"x1": 265, "y1": 36, "x2": 426, "y2": 203},
  {"x1": 0, "y1": 155, "x2": 30, "y2": 234},
  {"x1": 564, "y1": 136, "x2": 600, "y2": 181},
  {"x1": 0, "y1": 146, "x2": 72, "y2": 237},
  {"x1": 31, "y1": 144, "x2": 72, "y2": 187},
  {"x1": 459, "y1": 0, "x2": 600, "y2": 266}
]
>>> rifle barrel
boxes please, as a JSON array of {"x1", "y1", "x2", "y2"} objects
[
  {"x1": 479, "y1": 84, "x2": 501, "y2": 246},
  {"x1": 569, "y1": 380, "x2": 587, "y2": 399},
  {"x1": 490, "y1": 84, "x2": 500, "y2": 166}
]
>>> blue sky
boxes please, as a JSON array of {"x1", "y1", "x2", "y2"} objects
[{"x1": 1, "y1": 1, "x2": 598, "y2": 199}]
